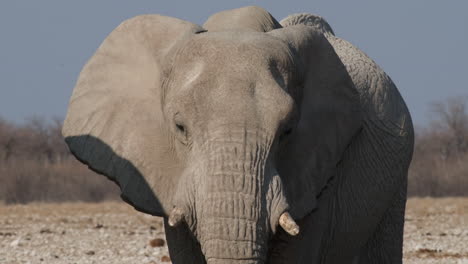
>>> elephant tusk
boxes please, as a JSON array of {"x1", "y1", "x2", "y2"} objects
[
  {"x1": 168, "y1": 207, "x2": 185, "y2": 227},
  {"x1": 279, "y1": 212, "x2": 299, "y2": 236}
]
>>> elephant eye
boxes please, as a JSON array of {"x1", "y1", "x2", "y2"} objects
[
  {"x1": 176, "y1": 123, "x2": 185, "y2": 133},
  {"x1": 173, "y1": 112, "x2": 189, "y2": 144},
  {"x1": 174, "y1": 122, "x2": 189, "y2": 145},
  {"x1": 174, "y1": 113, "x2": 187, "y2": 135}
]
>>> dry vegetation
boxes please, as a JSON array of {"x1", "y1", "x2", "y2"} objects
[
  {"x1": 0, "y1": 117, "x2": 119, "y2": 204},
  {"x1": 408, "y1": 96, "x2": 468, "y2": 196}
]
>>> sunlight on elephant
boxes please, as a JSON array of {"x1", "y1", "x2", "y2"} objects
[{"x1": 63, "y1": 6, "x2": 414, "y2": 264}]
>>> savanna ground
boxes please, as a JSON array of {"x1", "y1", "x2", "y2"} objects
[{"x1": 0, "y1": 198, "x2": 466, "y2": 264}]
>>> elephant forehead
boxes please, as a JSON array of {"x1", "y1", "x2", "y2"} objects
[
  {"x1": 164, "y1": 32, "x2": 296, "y2": 127},
  {"x1": 169, "y1": 31, "x2": 297, "y2": 96},
  {"x1": 176, "y1": 31, "x2": 296, "y2": 74}
]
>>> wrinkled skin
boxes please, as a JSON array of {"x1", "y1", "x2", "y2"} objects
[{"x1": 63, "y1": 6, "x2": 413, "y2": 264}]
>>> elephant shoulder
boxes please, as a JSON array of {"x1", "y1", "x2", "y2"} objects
[
  {"x1": 326, "y1": 36, "x2": 385, "y2": 101},
  {"x1": 280, "y1": 12, "x2": 409, "y2": 132},
  {"x1": 280, "y1": 12, "x2": 413, "y2": 147},
  {"x1": 327, "y1": 35, "x2": 413, "y2": 139}
]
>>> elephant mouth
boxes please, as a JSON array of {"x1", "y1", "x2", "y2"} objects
[{"x1": 169, "y1": 207, "x2": 300, "y2": 236}]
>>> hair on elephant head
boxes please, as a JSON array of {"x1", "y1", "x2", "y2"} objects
[{"x1": 63, "y1": 6, "x2": 413, "y2": 264}]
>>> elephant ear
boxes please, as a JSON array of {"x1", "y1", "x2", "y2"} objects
[
  {"x1": 203, "y1": 6, "x2": 281, "y2": 32},
  {"x1": 269, "y1": 25, "x2": 363, "y2": 219},
  {"x1": 62, "y1": 15, "x2": 204, "y2": 216}
]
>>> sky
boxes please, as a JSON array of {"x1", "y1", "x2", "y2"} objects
[{"x1": 0, "y1": 1, "x2": 467, "y2": 127}]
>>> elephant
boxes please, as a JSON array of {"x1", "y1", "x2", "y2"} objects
[{"x1": 62, "y1": 6, "x2": 414, "y2": 264}]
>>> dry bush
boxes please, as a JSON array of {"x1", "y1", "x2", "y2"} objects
[
  {"x1": 408, "y1": 96, "x2": 468, "y2": 196},
  {"x1": 0, "y1": 159, "x2": 119, "y2": 203},
  {"x1": 0, "y1": 117, "x2": 119, "y2": 203}
]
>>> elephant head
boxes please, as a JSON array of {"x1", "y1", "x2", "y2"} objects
[{"x1": 63, "y1": 6, "x2": 361, "y2": 264}]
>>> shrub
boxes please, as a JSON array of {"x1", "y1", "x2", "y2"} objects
[{"x1": 0, "y1": 117, "x2": 119, "y2": 203}]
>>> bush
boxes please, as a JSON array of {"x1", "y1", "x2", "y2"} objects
[
  {"x1": 0, "y1": 117, "x2": 119, "y2": 203},
  {"x1": 408, "y1": 96, "x2": 468, "y2": 196},
  {"x1": 0, "y1": 159, "x2": 119, "y2": 203}
]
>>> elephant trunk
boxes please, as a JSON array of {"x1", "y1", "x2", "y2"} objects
[{"x1": 194, "y1": 130, "x2": 289, "y2": 264}]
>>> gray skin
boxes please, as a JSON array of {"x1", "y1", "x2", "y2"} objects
[{"x1": 62, "y1": 6, "x2": 413, "y2": 264}]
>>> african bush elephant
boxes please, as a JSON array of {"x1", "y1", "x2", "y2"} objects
[{"x1": 63, "y1": 6, "x2": 413, "y2": 264}]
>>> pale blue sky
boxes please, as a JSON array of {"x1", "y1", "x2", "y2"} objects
[{"x1": 0, "y1": 1, "x2": 467, "y2": 126}]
